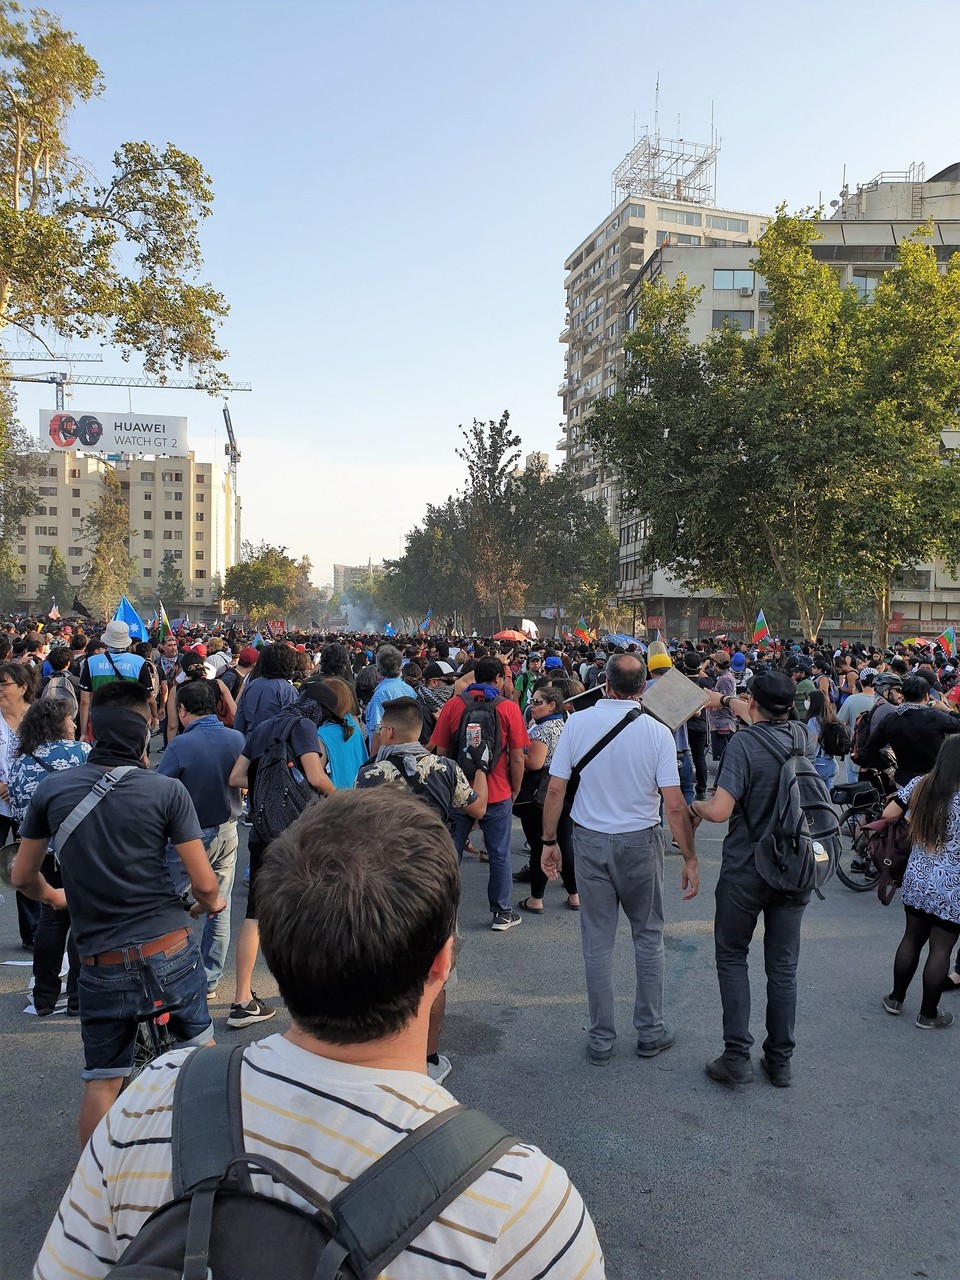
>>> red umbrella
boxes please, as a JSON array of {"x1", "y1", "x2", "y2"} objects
[{"x1": 493, "y1": 629, "x2": 527, "y2": 643}]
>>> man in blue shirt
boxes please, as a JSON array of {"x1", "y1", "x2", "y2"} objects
[
  {"x1": 366, "y1": 644, "x2": 417, "y2": 751},
  {"x1": 232, "y1": 642, "x2": 298, "y2": 735},
  {"x1": 157, "y1": 679, "x2": 245, "y2": 995}
]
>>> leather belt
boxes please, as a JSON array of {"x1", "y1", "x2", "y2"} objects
[{"x1": 81, "y1": 927, "x2": 190, "y2": 967}]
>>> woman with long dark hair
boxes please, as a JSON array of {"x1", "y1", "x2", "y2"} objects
[
  {"x1": 8, "y1": 698, "x2": 89, "y2": 1014},
  {"x1": 880, "y1": 735, "x2": 960, "y2": 1028},
  {"x1": 805, "y1": 689, "x2": 840, "y2": 787},
  {"x1": 515, "y1": 684, "x2": 578, "y2": 913},
  {"x1": 308, "y1": 677, "x2": 367, "y2": 788}
]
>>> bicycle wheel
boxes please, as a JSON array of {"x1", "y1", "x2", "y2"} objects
[
  {"x1": 835, "y1": 820, "x2": 880, "y2": 891},
  {"x1": 126, "y1": 1021, "x2": 159, "y2": 1086}
]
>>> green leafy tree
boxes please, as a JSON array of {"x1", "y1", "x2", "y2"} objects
[
  {"x1": 0, "y1": 3, "x2": 227, "y2": 379},
  {"x1": 157, "y1": 552, "x2": 185, "y2": 606},
  {"x1": 223, "y1": 541, "x2": 298, "y2": 620},
  {"x1": 42, "y1": 543, "x2": 69, "y2": 610},
  {"x1": 0, "y1": 383, "x2": 42, "y2": 584},
  {"x1": 81, "y1": 464, "x2": 137, "y2": 620}
]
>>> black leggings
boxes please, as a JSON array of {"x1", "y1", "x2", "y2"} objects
[
  {"x1": 516, "y1": 803, "x2": 576, "y2": 900},
  {"x1": 892, "y1": 904, "x2": 960, "y2": 1019}
]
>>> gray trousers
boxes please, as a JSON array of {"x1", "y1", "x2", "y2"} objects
[
  {"x1": 573, "y1": 824, "x2": 665, "y2": 1050},
  {"x1": 714, "y1": 874, "x2": 809, "y2": 1064}
]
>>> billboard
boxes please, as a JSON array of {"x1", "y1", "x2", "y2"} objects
[{"x1": 42, "y1": 409, "x2": 189, "y2": 457}]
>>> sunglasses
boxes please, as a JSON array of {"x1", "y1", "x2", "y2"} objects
[{"x1": 531, "y1": 698, "x2": 552, "y2": 706}]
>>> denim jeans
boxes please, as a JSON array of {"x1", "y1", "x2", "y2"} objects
[
  {"x1": 450, "y1": 797, "x2": 514, "y2": 914},
  {"x1": 714, "y1": 874, "x2": 809, "y2": 1064},
  {"x1": 814, "y1": 755, "x2": 837, "y2": 788},
  {"x1": 78, "y1": 936, "x2": 212, "y2": 1079},
  {"x1": 677, "y1": 750, "x2": 695, "y2": 805},
  {"x1": 165, "y1": 821, "x2": 238, "y2": 990},
  {"x1": 573, "y1": 823, "x2": 665, "y2": 1049}
]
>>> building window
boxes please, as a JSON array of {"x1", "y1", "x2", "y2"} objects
[
  {"x1": 163, "y1": 531, "x2": 172, "y2": 541},
  {"x1": 164, "y1": 511, "x2": 172, "y2": 520},
  {"x1": 195, "y1": 589, "x2": 205, "y2": 598},
  {"x1": 625, "y1": 203, "x2": 645, "y2": 220},
  {"x1": 143, "y1": 511, "x2": 151, "y2": 520},
  {"x1": 195, "y1": 551, "x2": 204, "y2": 561},
  {"x1": 45, "y1": 467, "x2": 57, "y2": 477},
  {"x1": 71, "y1": 565, "x2": 82, "y2": 575},
  {"x1": 173, "y1": 549, "x2": 183, "y2": 559},
  {"x1": 161, "y1": 470, "x2": 183, "y2": 483},
  {"x1": 68, "y1": 547, "x2": 83, "y2": 557},
  {"x1": 712, "y1": 309, "x2": 755, "y2": 331},
  {"x1": 39, "y1": 486, "x2": 57, "y2": 496},
  {"x1": 71, "y1": 508, "x2": 80, "y2": 517},
  {"x1": 196, "y1": 570, "x2": 207, "y2": 580},
  {"x1": 196, "y1": 512, "x2": 204, "y2": 522},
  {"x1": 143, "y1": 549, "x2": 152, "y2": 559},
  {"x1": 38, "y1": 544, "x2": 52, "y2": 554},
  {"x1": 17, "y1": 544, "x2": 25, "y2": 555},
  {"x1": 174, "y1": 511, "x2": 182, "y2": 520},
  {"x1": 196, "y1": 493, "x2": 204, "y2": 502},
  {"x1": 143, "y1": 530, "x2": 153, "y2": 540},
  {"x1": 140, "y1": 472, "x2": 154, "y2": 482},
  {"x1": 713, "y1": 269, "x2": 755, "y2": 290},
  {"x1": 656, "y1": 231, "x2": 701, "y2": 246},
  {"x1": 72, "y1": 488, "x2": 80, "y2": 497},
  {"x1": 706, "y1": 215, "x2": 749, "y2": 234},
  {"x1": 70, "y1": 469, "x2": 80, "y2": 479},
  {"x1": 143, "y1": 568, "x2": 152, "y2": 578},
  {"x1": 174, "y1": 531, "x2": 183, "y2": 541},
  {"x1": 196, "y1": 532, "x2": 204, "y2": 542},
  {"x1": 658, "y1": 207, "x2": 702, "y2": 226}
]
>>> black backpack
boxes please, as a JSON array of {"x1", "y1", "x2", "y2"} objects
[
  {"x1": 105, "y1": 1045, "x2": 514, "y2": 1280},
  {"x1": 818, "y1": 719, "x2": 852, "y2": 758},
  {"x1": 454, "y1": 690, "x2": 504, "y2": 777},
  {"x1": 251, "y1": 715, "x2": 317, "y2": 843},
  {"x1": 741, "y1": 722, "x2": 841, "y2": 897}
]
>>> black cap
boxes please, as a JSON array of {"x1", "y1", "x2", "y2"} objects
[{"x1": 749, "y1": 670, "x2": 795, "y2": 716}]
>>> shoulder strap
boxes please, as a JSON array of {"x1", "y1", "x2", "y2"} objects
[
  {"x1": 330, "y1": 1105, "x2": 515, "y2": 1280},
  {"x1": 55, "y1": 766, "x2": 136, "y2": 850},
  {"x1": 572, "y1": 706, "x2": 642, "y2": 781},
  {"x1": 173, "y1": 1044, "x2": 248, "y2": 1196},
  {"x1": 26, "y1": 752, "x2": 56, "y2": 773},
  {"x1": 104, "y1": 651, "x2": 133, "y2": 681}
]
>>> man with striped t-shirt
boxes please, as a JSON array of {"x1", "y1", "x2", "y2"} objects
[{"x1": 35, "y1": 788, "x2": 604, "y2": 1280}]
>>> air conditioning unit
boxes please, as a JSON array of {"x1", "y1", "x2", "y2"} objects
[{"x1": 740, "y1": 286, "x2": 754, "y2": 297}]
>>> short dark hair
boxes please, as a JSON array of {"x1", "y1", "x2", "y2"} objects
[
  {"x1": 605, "y1": 653, "x2": 647, "y2": 696},
  {"x1": 177, "y1": 680, "x2": 218, "y2": 717},
  {"x1": 474, "y1": 656, "x2": 504, "y2": 685},
  {"x1": 901, "y1": 674, "x2": 930, "y2": 703},
  {"x1": 90, "y1": 680, "x2": 151, "y2": 714},
  {"x1": 259, "y1": 643, "x2": 298, "y2": 681},
  {"x1": 380, "y1": 696, "x2": 423, "y2": 738},
  {"x1": 258, "y1": 789, "x2": 459, "y2": 1044},
  {"x1": 48, "y1": 646, "x2": 72, "y2": 672}
]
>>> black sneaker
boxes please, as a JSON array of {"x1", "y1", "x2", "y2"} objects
[
  {"x1": 705, "y1": 1054, "x2": 754, "y2": 1086},
  {"x1": 760, "y1": 1055, "x2": 791, "y2": 1087},
  {"x1": 512, "y1": 866, "x2": 532, "y2": 883},
  {"x1": 227, "y1": 993, "x2": 277, "y2": 1028},
  {"x1": 491, "y1": 909, "x2": 521, "y2": 932}
]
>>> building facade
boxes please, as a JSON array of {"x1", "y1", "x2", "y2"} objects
[{"x1": 16, "y1": 449, "x2": 239, "y2": 618}]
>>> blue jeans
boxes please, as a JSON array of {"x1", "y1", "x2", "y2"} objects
[
  {"x1": 677, "y1": 750, "x2": 695, "y2": 805},
  {"x1": 814, "y1": 756, "x2": 837, "y2": 788},
  {"x1": 165, "y1": 821, "x2": 238, "y2": 990},
  {"x1": 78, "y1": 935, "x2": 212, "y2": 1079},
  {"x1": 450, "y1": 797, "x2": 514, "y2": 914}
]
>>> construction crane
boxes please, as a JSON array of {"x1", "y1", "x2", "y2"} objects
[
  {"x1": 3, "y1": 369, "x2": 251, "y2": 410},
  {"x1": 1, "y1": 351, "x2": 104, "y2": 363},
  {"x1": 222, "y1": 401, "x2": 241, "y2": 485}
]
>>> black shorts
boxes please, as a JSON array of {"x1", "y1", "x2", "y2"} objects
[{"x1": 245, "y1": 836, "x2": 267, "y2": 920}]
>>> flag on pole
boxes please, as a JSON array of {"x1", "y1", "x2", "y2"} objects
[
  {"x1": 72, "y1": 595, "x2": 93, "y2": 620},
  {"x1": 157, "y1": 601, "x2": 172, "y2": 642},
  {"x1": 113, "y1": 595, "x2": 148, "y2": 642},
  {"x1": 935, "y1": 625, "x2": 956, "y2": 658},
  {"x1": 48, "y1": 599, "x2": 60, "y2": 620},
  {"x1": 574, "y1": 616, "x2": 591, "y2": 645},
  {"x1": 753, "y1": 609, "x2": 771, "y2": 645},
  {"x1": 418, "y1": 607, "x2": 433, "y2": 633},
  {"x1": 655, "y1": 630, "x2": 663, "y2": 643},
  {"x1": 384, "y1": 623, "x2": 397, "y2": 636},
  {"x1": 252, "y1": 631, "x2": 264, "y2": 649}
]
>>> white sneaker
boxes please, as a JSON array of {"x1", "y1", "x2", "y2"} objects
[{"x1": 427, "y1": 1054, "x2": 452, "y2": 1084}]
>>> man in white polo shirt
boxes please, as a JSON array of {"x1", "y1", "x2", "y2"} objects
[{"x1": 540, "y1": 653, "x2": 699, "y2": 1065}]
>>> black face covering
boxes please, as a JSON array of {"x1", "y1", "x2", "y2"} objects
[{"x1": 88, "y1": 707, "x2": 150, "y2": 767}]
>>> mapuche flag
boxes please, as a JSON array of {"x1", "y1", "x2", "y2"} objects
[
  {"x1": 574, "y1": 616, "x2": 591, "y2": 645},
  {"x1": 935, "y1": 625, "x2": 956, "y2": 658},
  {"x1": 157, "y1": 601, "x2": 173, "y2": 642}
]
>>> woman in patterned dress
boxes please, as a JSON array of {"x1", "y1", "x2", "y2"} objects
[
  {"x1": 881, "y1": 735, "x2": 960, "y2": 1029},
  {"x1": 516, "y1": 684, "x2": 579, "y2": 913}
]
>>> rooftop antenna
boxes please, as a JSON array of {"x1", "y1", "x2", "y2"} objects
[{"x1": 654, "y1": 74, "x2": 660, "y2": 140}]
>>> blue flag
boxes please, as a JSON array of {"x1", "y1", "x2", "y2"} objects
[
  {"x1": 418, "y1": 607, "x2": 433, "y2": 633},
  {"x1": 252, "y1": 631, "x2": 264, "y2": 649},
  {"x1": 384, "y1": 623, "x2": 397, "y2": 636},
  {"x1": 113, "y1": 595, "x2": 148, "y2": 642}
]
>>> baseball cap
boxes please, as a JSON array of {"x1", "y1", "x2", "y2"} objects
[
  {"x1": 680, "y1": 651, "x2": 704, "y2": 674},
  {"x1": 423, "y1": 660, "x2": 455, "y2": 680},
  {"x1": 731, "y1": 652, "x2": 746, "y2": 672},
  {"x1": 527, "y1": 653, "x2": 542, "y2": 663},
  {"x1": 237, "y1": 646, "x2": 259, "y2": 667},
  {"x1": 544, "y1": 656, "x2": 563, "y2": 670}
]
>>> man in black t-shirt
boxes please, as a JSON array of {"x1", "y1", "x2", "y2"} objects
[
  {"x1": 690, "y1": 672, "x2": 816, "y2": 1090},
  {"x1": 869, "y1": 673, "x2": 960, "y2": 787},
  {"x1": 12, "y1": 681, "x2": 225, "y2": 1145}
]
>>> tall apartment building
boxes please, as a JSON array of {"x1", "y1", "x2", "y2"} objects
[
  {"x1": 333, "y1": 561, "x2": 384, "y2": 596},
  {"x1": 16, "y1": 449, "x2": 240, "y2": 618},
  {"x1": 616, "y1": 159, "x2": 960, "y2": 639},
  {"x1": 558, "y1": 129, "x2": 768, "y2": 526}
]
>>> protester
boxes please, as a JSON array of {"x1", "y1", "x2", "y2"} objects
[
  {"x1": 515, "y1": 683, "x2": 578, "y2": 913},
  {"x1": 76, "y1": 619, "x2": 158, "y2": 740},
  {"x1": 0, "y1": 660, "x2": 38, "y2": 947}
]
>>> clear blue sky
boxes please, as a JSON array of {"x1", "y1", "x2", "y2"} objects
[{"x1": 11, "y1": 0, "x2": 960, "y2": 586}]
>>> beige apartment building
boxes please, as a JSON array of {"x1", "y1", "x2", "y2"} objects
[
  {"x1": 558, "y1": 130, "x2": 768, "y2": 527},
  {"x1": 614, "y1": 159, "x2": 960, "y2": 638},
  {"x1": 16, "y1": 449, "x2": 240, "y2": 618}
]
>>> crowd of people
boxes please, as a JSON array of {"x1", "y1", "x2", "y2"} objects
[{"x1": 3, "y1": 614, "x2": 960, "y2": 1278}]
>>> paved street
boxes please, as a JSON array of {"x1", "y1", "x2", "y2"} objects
[{"x1": 2, "y1": 815, "x2": 957, "y2": 1280}]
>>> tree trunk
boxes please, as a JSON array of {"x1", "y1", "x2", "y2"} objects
[{"x1": 873, "y1": 578, "x2": 891, "y2": 648}]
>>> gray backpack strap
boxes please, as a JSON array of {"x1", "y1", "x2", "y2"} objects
[
  {"x1": 172, "y1": 1044, "x2": 248, "y2": 1196},
  {"x1": 55, "y1": 765, "x2": 136, "y2": 851},
  {"x1": 328, "y1": 1104, "x2": 515, "y2": 1280}
]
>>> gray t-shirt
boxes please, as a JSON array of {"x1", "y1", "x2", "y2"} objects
[
  {"x1": 715, "y1": 721, "x2": 817, "y2": 882},
  {"x1": 20, "y1": 764, "x2": 202, "y2": 954}
]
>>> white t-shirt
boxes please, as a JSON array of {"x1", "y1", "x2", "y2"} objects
[
  {"x1": 36, "y1": 1035, "x2": 604, "y2": 1280},
  {"x1": 549, "y1": 698, "x2": 680, "y2": 834}
]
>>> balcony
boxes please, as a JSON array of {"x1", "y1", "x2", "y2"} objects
[{"x1": 758, "y1": 289, "x2": 771, "y2": 306}]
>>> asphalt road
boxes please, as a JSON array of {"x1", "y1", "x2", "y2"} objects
[{"x1": 2, "y1": 809, "x2": 958, "y2": 1280}]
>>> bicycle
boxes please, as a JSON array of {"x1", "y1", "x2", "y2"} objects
[
  {"x1": 126, "y1": 961, "x2": 182, "y2": 1085},
  {"x1": 830, "y1": 774, "x2": 887, "y2": 891}
]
